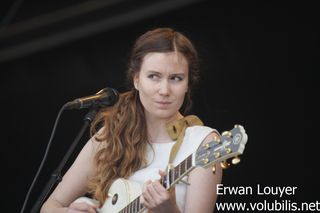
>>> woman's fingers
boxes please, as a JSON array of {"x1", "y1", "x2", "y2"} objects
[
  {"x1": 69, "y1": 201, "x2": 97, "y2": 213},
  {"x1": 141, "y1": 179, "x2": 171, "y2": 209}
]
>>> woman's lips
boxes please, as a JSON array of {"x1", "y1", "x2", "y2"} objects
[{"x1": 155, "y1": 101, "x2": 171, "y2": 108}]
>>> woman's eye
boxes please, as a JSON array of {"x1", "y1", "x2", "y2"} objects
[
  {"x1": 148, "y1": 74, "x2": 159, "y2": 80},
  {"x1": 171, "y1": 76, "x2": 183, "y2": 81}
]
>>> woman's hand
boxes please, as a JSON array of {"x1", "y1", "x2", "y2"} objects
[
  {"x1": 140, "y1": 170, "x2": 180, "y2": 213},
  {"x1": 66, "y1": 201, "x2": 98, "y2": 213}
]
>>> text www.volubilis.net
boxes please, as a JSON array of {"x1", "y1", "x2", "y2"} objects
[{"x1": 215, "y1": 200, "x2": 320, "y2": 212}]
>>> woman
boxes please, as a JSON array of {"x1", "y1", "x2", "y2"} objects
[{"x1": 41, "y1": 27, "x2": 222, "y2": 213}]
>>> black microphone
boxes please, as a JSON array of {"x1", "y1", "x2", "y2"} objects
[{"x1": 64, "y1": 87, "x2": 119, "y2": 109}]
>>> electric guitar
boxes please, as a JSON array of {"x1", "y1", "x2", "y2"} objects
[{"x1": 75, "y1": 124, "x2": 248, "y2": 212}]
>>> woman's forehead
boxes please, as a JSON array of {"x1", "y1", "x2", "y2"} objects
[{"x1": 142, "y1": 52, "x2": 188, "y2": 66}]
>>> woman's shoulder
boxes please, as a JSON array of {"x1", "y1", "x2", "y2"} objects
[
  {"x1": 185, "y1": 125, "x2": 218, "y2": 136},
  {"x1": 88, "y1": 126, "x2": 107, "y2": 151},
  {"x1": 185, "y1": 125, "x2": 220, "y2": 146},
  {"x1": 182, "y1": 125, "x2": 214, "y2": 145}
]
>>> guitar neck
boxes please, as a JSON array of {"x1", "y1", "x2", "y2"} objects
[
  {"x1": 118, "y1": 196, "x2": 144, "y2": 213},
  {"x1": 119, "y1": 154, "x2": 195, "y2": 213},
  {"x1": 163, "y1": 154, "x2": 194, "y2": 188}
]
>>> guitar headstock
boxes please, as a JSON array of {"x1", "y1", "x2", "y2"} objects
[{"x1": 195, "y1": 124, "x2": 248, "y2": 169}]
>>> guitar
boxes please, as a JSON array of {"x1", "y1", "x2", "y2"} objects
[{"x1": 75, "y1": 124, "x2": 248, "y2": 212}]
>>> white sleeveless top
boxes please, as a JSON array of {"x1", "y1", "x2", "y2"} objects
[{"x1": 128, "y1": 125, "x2": 215, "y2": 212}]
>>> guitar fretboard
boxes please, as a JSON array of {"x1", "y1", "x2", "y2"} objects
[
  {"x1": 119, "y1": 196, "x2": 143, "y2": 213},
  {"x1": 119, "y1": 154, "x2": 194, "y2": 213},
  {"x1": 166, "y1": 154, "x2": 193, "y2": 187}
]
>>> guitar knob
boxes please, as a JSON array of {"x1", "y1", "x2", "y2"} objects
[
  {"x1": 232, "y1": 156, "x2": 241, "y2": 165},
  {"x1": 222, "y1": 131, "x2": 231, "y2": 137},
  {"x1": 111, "y1": 193, "x2": 118, "y2": 205},
  {"x1": 220, "y1": 161, "x2": 230, "y2": 169}
]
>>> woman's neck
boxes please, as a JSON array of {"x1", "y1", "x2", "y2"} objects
[{"x1": 146, "y1": 113, "x2": 183, "y2": 144}]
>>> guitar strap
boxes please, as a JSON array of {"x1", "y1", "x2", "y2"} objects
[{"x1": 166, "y1": 115, "x2": 204, "y2": 164}]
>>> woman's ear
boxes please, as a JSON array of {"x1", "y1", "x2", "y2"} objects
[{"x1": 133, "y1": 74, "x2": 139, "y2": 90}]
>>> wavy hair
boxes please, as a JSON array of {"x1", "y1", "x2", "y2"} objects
[{"x1": 88, "y1": 27, "x2": 200, "y2": 205}]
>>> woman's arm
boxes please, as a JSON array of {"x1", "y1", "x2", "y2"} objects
[
  {"x1": 40, "y1": 139, "x2": 100, "y2": 213},
  {"x1": 184, "y1": 132, "x2": 223, "y2": 213}
]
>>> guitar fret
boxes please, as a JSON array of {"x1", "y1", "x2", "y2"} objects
[
  {"x1": 169, "y1": 169, "x2": 173, "y2": 188},
  {"x1": 119, "y1": 195, "x2": 143, "y2": 213},
  {"x1": 135, "y1": 203, "x2": 137, "y2": 213},
  {"x1": 169, "y1": 154, "x2": 193, "y2": 184},
  {"x1": 173, "y1": 167, "x2": 175, "y2": 183},
  {"x1": 174, "y1": 166, "x2": 179, "y2": 182},
  {"x1": 131, "y1": 199, "x2": 134, "y2": 212},
  {"x1": 187, "y1": 155, "x2": 192, "y2": 171},
  {"x1": 180, "y1": 159, "x2": 185, "y2": 175},
  {"x1": 133, "y1": 199, "x2": 136, "y2": 213},
  {"x1": 139, "y1": 201, "x2": 144, "y2": 211},
  {"x1": 134, "y1": 197, "x2": 138, "y2": 212},
  {"x1": 132, "y1": 198, "x2": 137, "y2": 213},
  {"x1": 185, "y1": 157, "x2": 188, "y2": 173},
  {"x1": 121, "y1": 202, "x2": 127, "y2": 213}
]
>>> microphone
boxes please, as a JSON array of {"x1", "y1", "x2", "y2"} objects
[{"x1": 64, "y1": 87, "x2": 119, "y2": 109}]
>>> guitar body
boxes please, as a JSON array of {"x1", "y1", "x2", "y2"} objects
[{"x1": 75, "y1": 178, "x2": 142, "y2": 213}]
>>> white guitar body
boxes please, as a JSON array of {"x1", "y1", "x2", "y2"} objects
[{"x1": 74, "y1": 178, "x2": 143, "y2": 213}]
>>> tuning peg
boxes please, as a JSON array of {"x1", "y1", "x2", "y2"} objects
[
  {"x1": 213, "y1": 152, "x2": 221, "y2": 158},
  {"x1": 221, "y1": 131, "x2": 231, "y2": 137},
  {"x1": 225, "y1": 147, "x2": 232, "y2": 154},
  {"x1": 203, "y1": 143, "x2": 210, "y2": 150},
  {"x1": 232, "y1": 156, "x2": 241, "y2": 165},
  {"x1": 202, "y1": 158, "x2": 209, "y2": 164},
  {"x1": 213, "y1": 135, "x2": 221, "y2": 143},
  {"x1": 212, "y1": 164, "x2": 216, "y2": 174},
  {"x1": 220, "y1": 161, "x2": 231, "y2": 169}
]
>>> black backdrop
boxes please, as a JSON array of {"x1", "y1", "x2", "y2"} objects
[{"x1": 1, "y1": 1, "x2": 318, "y2": 212}]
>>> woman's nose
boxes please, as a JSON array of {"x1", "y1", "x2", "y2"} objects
[{"x1": 158, "y1": 80, "x2": 170, "y2": 96}]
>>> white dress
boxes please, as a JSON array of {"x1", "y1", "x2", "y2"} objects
[{"x1": 128, "y1": 125, "x2": 216, "y2": 212}]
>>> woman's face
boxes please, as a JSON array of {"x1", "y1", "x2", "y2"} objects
[{"x1": 134, "y1": 52, "x2": 189, "y2": 121}]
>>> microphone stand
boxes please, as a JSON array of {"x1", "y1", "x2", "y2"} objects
[{"x1": 30, "y1": 108, "x2": 98, "y2": 213}]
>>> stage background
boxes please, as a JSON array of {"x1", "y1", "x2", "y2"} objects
[{"x1": 0, "y1": 1, "x2": 317, "y2": 212}]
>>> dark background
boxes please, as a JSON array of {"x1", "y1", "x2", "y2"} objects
[{"x1": 0, "y1": 1, "x2": 318, "y2": 212}]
